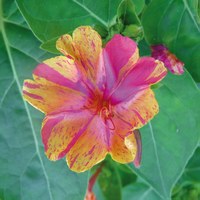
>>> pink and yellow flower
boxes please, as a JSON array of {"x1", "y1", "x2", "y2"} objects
[
  {"x1": 151, "y1": 45, "x2": 184, "y2": 75},
  {"x1": 23, "y1": 26, "x2": 167, "y2": 172}
]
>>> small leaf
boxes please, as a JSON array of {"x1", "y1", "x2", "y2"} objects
[
  {"x1": 117, "y1": 0, "x2": 141, "y2": 26},
  {"x1": 117, "y1": 0, "x2": 143, "y2": 41},
  {"x1": 40, "y1": 37, "x2": 60, "y2": 54},
  {"x1": 122, "y1": 24, "x2": 143, "y2": 40}
]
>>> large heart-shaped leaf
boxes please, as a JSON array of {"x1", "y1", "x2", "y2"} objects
[
  {"x1": 0, "y1": 1, "x2": 88, "y2": 199},
  {"x1": 16, "y1": 0, "x2": 122, "y2": 53},
  {"x1": 142, "y1": 0, "x2": 200, "y2": 81},
  {"x1": 128, "y1": 71, "x2": 200, "y2": 199}
]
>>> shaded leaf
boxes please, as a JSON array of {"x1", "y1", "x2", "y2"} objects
[
  {"x1": 116, "y1": 164, "x2": 137, "y2": 187},
  {"x1": 97, "y1": 158, "x2": 122, "y2": 200},
  {"x1": 172, "y1": 147, "x2": 200, "y2": 199},
  {"x1": 0, "y1": 1, "x2": 88, "y2": 199},
  {"x1": 183, "y1": 147, "x2": 200, "y2": 183}
]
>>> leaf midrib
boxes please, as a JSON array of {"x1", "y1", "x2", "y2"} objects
[
  {"x1": 0, "y1": 1, "x2": 53, "y2": 199},
  {"x1": 72, "y1": 0, "x2": 108, "y2": 27},
  {"x1": 154, "y1": 0, "x2": 200, "y2": 45},
  {"x1": 148, "y1": 122, "x2": 168, "y2": 198}
]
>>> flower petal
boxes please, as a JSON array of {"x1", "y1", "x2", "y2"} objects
[
  {"x1": 56, "y1": 34, "x2": 77, "y2": 59},
  {"x1": 23, "y1": 79, "x2": 87, "y2": 114},
  {"x1": 42, "y1": 110, "x2": 93, "y2": 161},
  {"x1": 33, "y1": 56, "x2": 88, "y2": 93},
  {"x1": 151, "y1": 45, "x2": 184, "y2": 75},
  {"x1": 113, "y1": 89, "x2": 159, "y2": 130},
  {"x1": 56, "y1": 26, "x2": 104, "y2": 88},
  {"x1": 111, "y1": 57, "x2": 167, "y2": 103},
  {"x1": 109, "y1": 116, "x2": 136, "y2": 163},
  {"x1": 103, "y1": 34, "x2": 139, "y2": 94},
  {"x1": 110, "y1": 89, "x2": 158, "y2": 163},
  {"x1": 66, "y1": 115, "x2": 108, "y2": 172},
  {"x1": 42, "y1": 111, "x2": 108, "y2": 172}
]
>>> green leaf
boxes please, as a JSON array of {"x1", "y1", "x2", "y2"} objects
[
  {"x1": 97, "y1": 158, "x2": 122, "y2": 200},
  {"x1": 0, "y1": 1, "x2": 88, "y2": 199},
  {"x1": 122, "y1": 182, "x2": 161, "y2": 200},
  {"x1": 132, "y1": 0, "x2": 145, "y2": 15},
  {"x1": 138, "y1": 38, "x2": 151, "y2": 56},
  {"x1": 16, "y1": 0, "x2": 122, "y2": 52},
  {"x1": 198, "y1": 0, "x2": 200, "y2": 17},
  {"x1": 182, "y1": 147, "x2": 200, "y2": 183},
  {"x1": 116, "y1": 164, "x2": 137, "y2": 187},
  {"x1": 172, "y1": 147, "x2": 200, "y2": 199},
  {"x1": 117, "y1": 0, "x2": 141, "y2": 27},
  {"x1": 129, "y1": 71, "x2": 200, "y2": 199},
  {"x1": 142, "y1": 0, "x2": 200, "y2": 81},
  {"x1": 117, "y1": 0, "x2": 143, "y2": 41},
  {"x1": 40, "y1": 37, "x2": 60, "y2": 54},
  {"x1": 122, "y1": 24, "x2": 143, "y2": 39}
]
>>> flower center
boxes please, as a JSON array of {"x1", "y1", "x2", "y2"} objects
[{"x1": 99, "y1": 101, "x2": 115, "y2": 130}]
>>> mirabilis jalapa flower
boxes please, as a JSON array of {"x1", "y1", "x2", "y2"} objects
[
  {"x1": 151, "y1": 45, "x2": 184, "y2": 75},
  {"x1": 23, "y1": 26, "x2": 167, "y2": 172}
]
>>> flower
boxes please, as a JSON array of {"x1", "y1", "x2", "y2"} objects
[
  {"x1": 151, "y1": 45, "x2": 184, "y2": 75},
  {"x1": 23, "y1": 26, "x2": 167, "y2": 172}
]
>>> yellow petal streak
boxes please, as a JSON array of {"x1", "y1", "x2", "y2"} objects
[
  {"x1": 124, "y1": 134, "x2": 137, "y2": 158},
  {"x1": 66, "y1": 116, "x2": 108, "y2": 172},
  {"x1": 56, "y1": 26, "x2": 102, "y2": 82}
]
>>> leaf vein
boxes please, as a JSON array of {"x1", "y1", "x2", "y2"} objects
[
  {"x1": 0, "y1": 79, "x2": 15, "y2": 107},
  {"x1": 148, "y1": 122, "x2": 168, "y2": 197},
  {"x1": 183, "y1": 0, "x2": 200, "y2": 32},
  {"x1": 0, "y1": 8, "x2": 54, "y2": 200},
  {"x1": 72, "y1": 0, "x2": 107, "y2": 27}
]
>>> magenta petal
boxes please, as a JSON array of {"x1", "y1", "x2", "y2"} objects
[
  {"x1": 33, "y1": 56, "x2": 89, "y2": 95},
  {"x1": 110, "y1": 57, "x2": 167, "y2": 103},
  {"x1": 41, "y1": 110, "x2": 93, "y2": 161},
  {"x1": 103, "y1": 34, "x2": 138, "y2": 95},
  {"x1": 104, "y1": 34, "x2": 137, "y2": 74}
]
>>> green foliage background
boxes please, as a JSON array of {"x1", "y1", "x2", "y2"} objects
[{"x1": 0, "y1": 0, "x2": 200, "y2": 199}]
